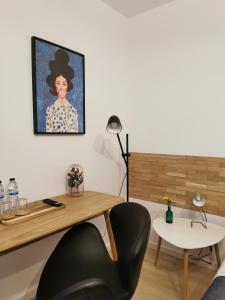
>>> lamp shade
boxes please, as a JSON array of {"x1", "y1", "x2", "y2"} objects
[
  {"x1": 106, "y1": 115, "x2": 122, "y2": 134},
  {"x1": 193, "y1": 193, "x2": 205, "y2": 207}
]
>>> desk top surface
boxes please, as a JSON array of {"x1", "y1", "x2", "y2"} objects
[
  {"x1": 0, "y1": 191, "x2": 123, "y2": 255},
  {"x1": 153, "y1": 217, "x2": 225, "y2": 249}
]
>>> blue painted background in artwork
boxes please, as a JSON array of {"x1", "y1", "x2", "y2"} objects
[{"x1": 35, "y1": 40, "x2": 84, "y2": 133}]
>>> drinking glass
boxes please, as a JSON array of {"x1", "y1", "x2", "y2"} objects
[
  {"x1": 0, "y1": 201, "x2": 3, "y2": 220},
  {"x1": 2, "y1": 201, "x2": 15, "y2": 220},
  {"x1": 15, "y1": 198, "x2": 29, "y2": 216}
]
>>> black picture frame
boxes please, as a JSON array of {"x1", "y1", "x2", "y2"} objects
[{"x1": 32, "y1": 36, "x2": 85, "y2": 134}]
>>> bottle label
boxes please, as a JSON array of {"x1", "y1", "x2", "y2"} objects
[{"x1": 9, "y1": 191, "x2": 18, "y2": 195}]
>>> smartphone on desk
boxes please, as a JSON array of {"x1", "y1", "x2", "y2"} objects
[{"x1": 43, "y1": 198, "x2": 62, "y2": 207}]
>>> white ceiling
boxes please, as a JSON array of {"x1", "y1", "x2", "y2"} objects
[{"x1": 101, "y1": 0, "x2": 173, "y2": 18}]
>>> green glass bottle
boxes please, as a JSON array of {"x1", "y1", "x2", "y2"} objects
[{"x1": 166, "y1": 204, "x2": 173, "y2": 224}]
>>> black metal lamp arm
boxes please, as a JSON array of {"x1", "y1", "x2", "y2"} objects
[
  {"x1": 116, "y1": 133, "x2": 130, "y2": 202},
  {"x1": 116, "y1": 134, "x2": 128, "y2": 167}
]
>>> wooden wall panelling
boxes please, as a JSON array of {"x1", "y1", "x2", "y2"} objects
[{"x1": 129, "y1": 152, "x2": 225, "y2": 217}]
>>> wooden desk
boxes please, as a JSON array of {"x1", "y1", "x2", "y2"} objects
[{"x1": 0, "y1": 191, "x2": 123, "y2": 259}]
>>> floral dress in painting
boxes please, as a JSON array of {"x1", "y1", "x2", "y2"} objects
[{"x1": 46, "y1": 100, "x2": 78, "y2": 133}]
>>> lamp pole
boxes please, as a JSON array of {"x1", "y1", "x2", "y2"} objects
[
  {"x1": 126, "y1": 134, "x2": 129, "y2": 203},
  {"x1": 116, "y1": 133, "x2": 130, "y2": 202},
  {"x1": 106, "y1": 115, "x2": 130, "y2": 202}
]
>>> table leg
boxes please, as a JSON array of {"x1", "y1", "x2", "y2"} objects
[
  {"x1": 183, "y1": 249, "x2": 189, "y2": 300},
  {"x1": 104, "y1": 210, "x2": 117, "y2": 261},
  {"x1": 214, "y1": 243, "x2": 221, "y2": 268},
  {"x1": 155, "y1": 236, "x2": 162, "y2": 266}
]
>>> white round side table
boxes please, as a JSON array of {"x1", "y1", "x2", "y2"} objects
[{"x1": 153, "y1": 217, "x2": 225, "y2": 300}]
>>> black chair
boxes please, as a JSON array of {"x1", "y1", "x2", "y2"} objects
[{"x1": 36, "y1": 202, "x2": 151, "y2": 300}]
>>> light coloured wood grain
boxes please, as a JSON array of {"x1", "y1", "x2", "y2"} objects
[
  {"x1": 214, "y1": 243, "x2": 221, "y2": 268},
  {"x1": 1, "y1": 201, "x2": 65, "y2": 225},
  {"x1": 104, "y1": 210, "x2": 118, "y2": 261},
  {"x1": 183, "y1": 249, "x2": 189, "y2": 300},
  {"x1": 130, "y1": 152, "x2": 225, "y2": 216},
  {"x1": 132, "y1": 248, "x2": 215, "y2": 300},
  {"x1": 0, "y1": 191, "x2": 123, "y2": 255},
  {"x1": 155, "y1": 236, "x2": 161, "y2": 266}
]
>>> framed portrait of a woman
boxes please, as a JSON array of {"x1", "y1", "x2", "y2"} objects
[{"x1": 32, "y1": 36, "x2": 85, "y2": 134}]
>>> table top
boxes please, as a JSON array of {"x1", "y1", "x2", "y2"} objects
[
  {"x1": 153, "y1": 217, "x2": 225, "y2": 250},
  {"x1": 0, "y1": 191, "x2": 123, "y2": 255}
]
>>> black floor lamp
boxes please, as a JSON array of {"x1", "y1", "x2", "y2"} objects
[{"x1": 106, "y1": 115, "x2": 130, "y2": 202}]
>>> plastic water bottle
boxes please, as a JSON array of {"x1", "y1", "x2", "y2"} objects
[
  {"x1": 7, "y1": 178, "x2": 19, "y2": 210},
  {"x1": 0, "y1": 181, "x2": 4, "y2": 201}
]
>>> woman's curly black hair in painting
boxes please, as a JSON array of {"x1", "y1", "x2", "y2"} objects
[{"x1": 46, "y1": 49, "x2": 75, "y2": 96}]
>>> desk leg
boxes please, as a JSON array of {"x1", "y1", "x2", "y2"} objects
[
  {"x1": 155, "y1": 236, "x2": 162, "y2": 266},
  {"x1": 183, "y1": 249, "x2": 189, "y2": 300},
  {"x1": 104, "y1": 210, "x2": 118, "y2": 261},
  {"x1": 214, "y1": 243, "x2": 221, "y2": 268}
]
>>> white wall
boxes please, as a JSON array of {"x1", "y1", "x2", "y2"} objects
[
  {"x1": 2, "y1": 0, "x2": 225, "y2": 298},
  {"x1": 0, "y1": 0, "x2": 128, "y2": 299},
  {"x1": 128, "y1": 0, "x2": 225, "y2": 156},
  {"x1": 128, "y1": 0, "x2": 225, "y2": 260}
]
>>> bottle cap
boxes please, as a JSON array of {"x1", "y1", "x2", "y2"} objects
[{"x1": 9, "y1": 178, "x2": 15, "y2": 181}]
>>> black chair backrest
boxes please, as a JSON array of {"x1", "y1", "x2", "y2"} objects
[
  {"x1": 36, "y1": 223, "x2": 125, "y2": 300},
  {"x1": 36, "y1": 202, "x2": 151, "y2": 300},
  {"x1": 110, "y1": 202, "x2": 151, "y2": 298}
]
